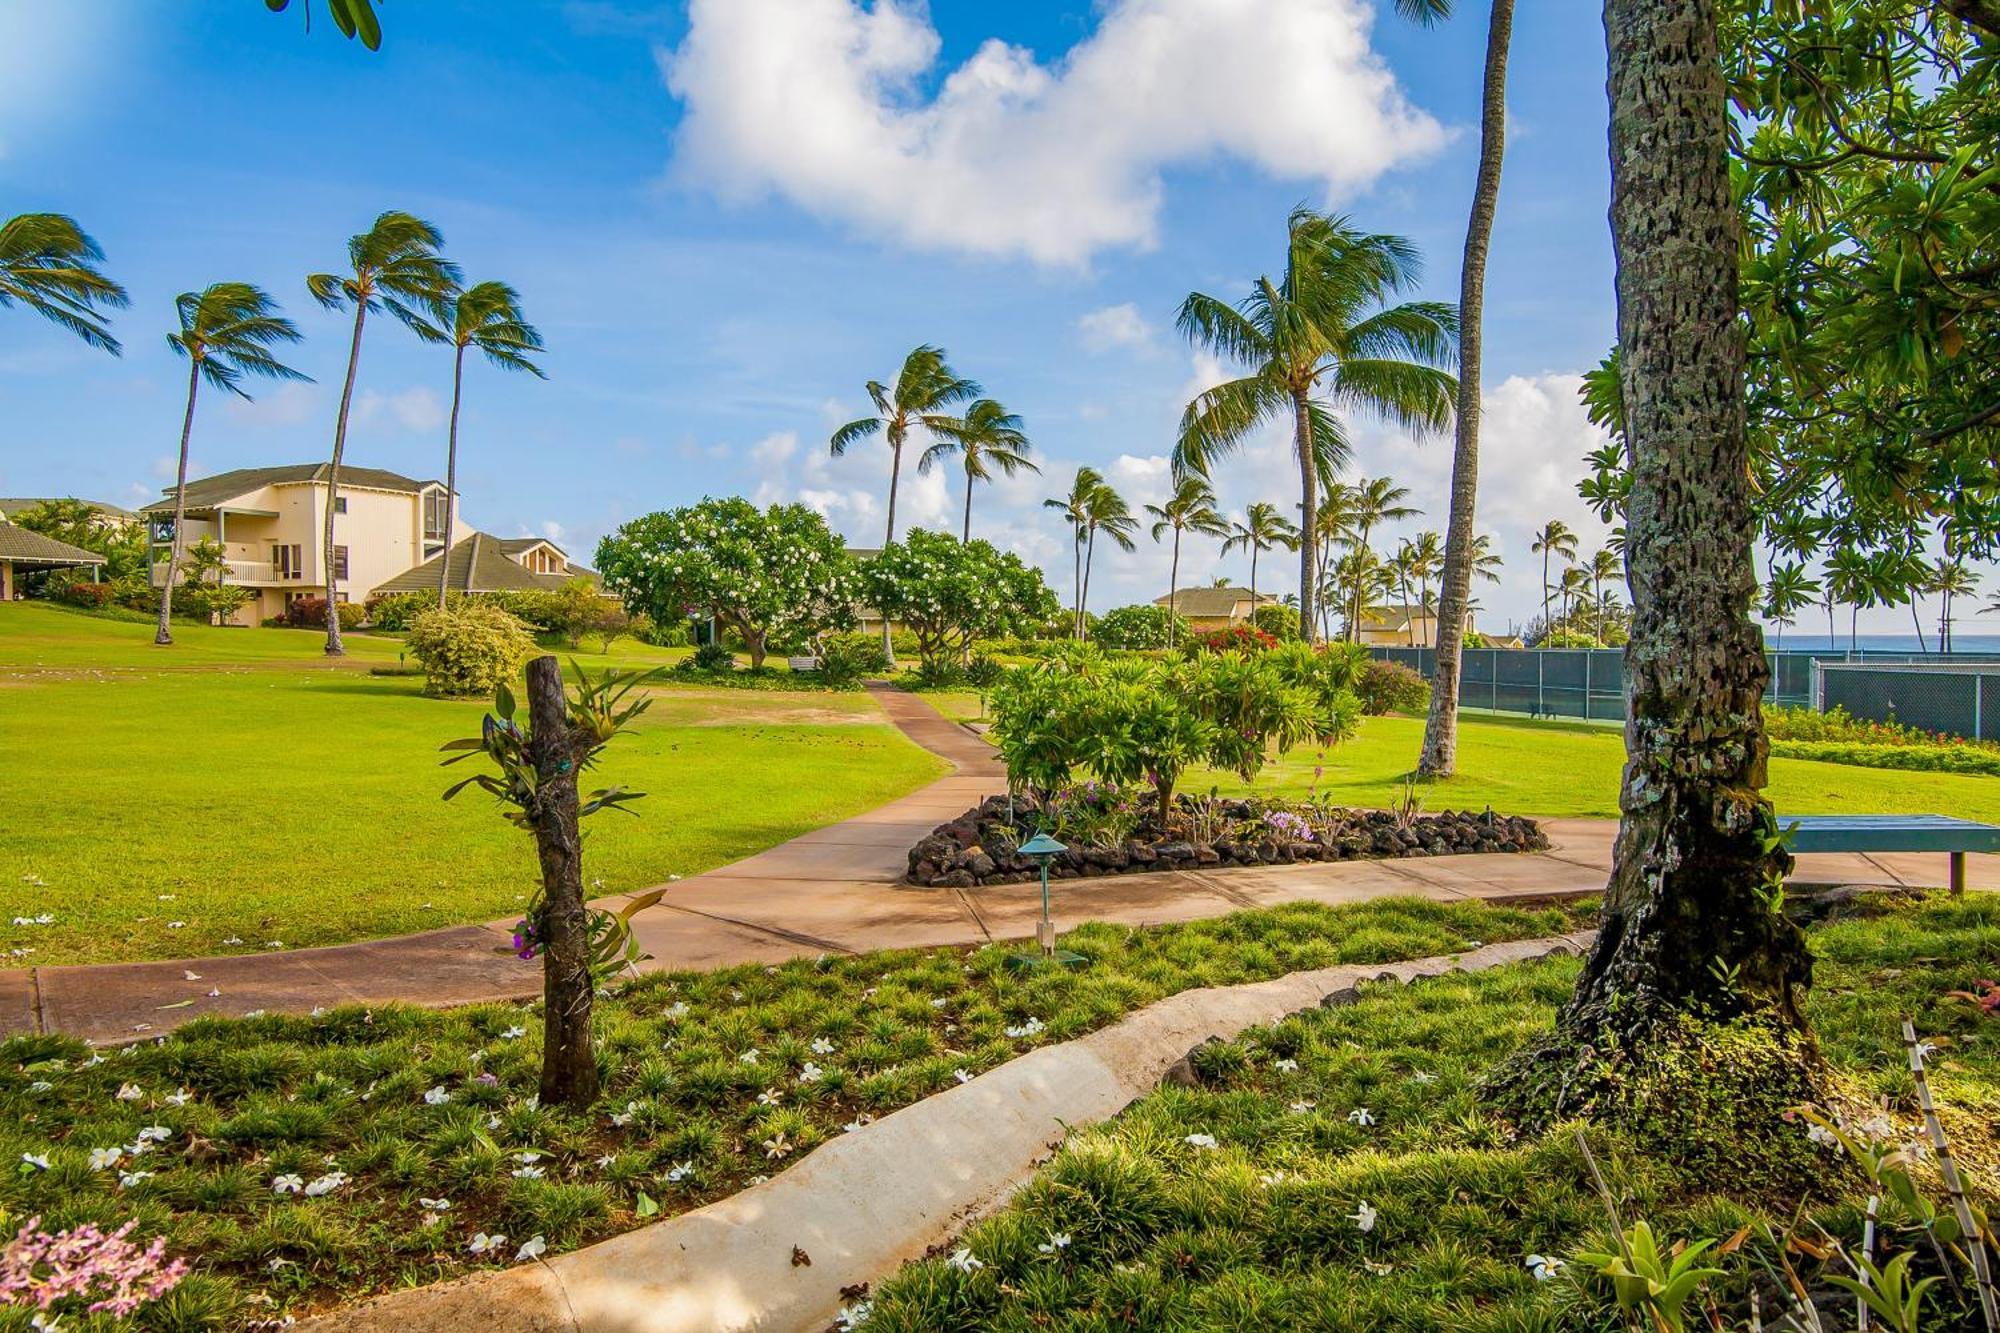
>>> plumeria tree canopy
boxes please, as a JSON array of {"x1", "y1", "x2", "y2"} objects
[
  {"x1": 596, "y1": 498, "x2": 861, "y2": 669},
  {"x1": 861, "y1": 528, "x2": 1059, "y2": 670}
]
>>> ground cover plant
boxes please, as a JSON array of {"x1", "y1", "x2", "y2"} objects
[
  {"x1": 860, "y1": 895, "x2": 2000, "y2": 1332},
  {"x1": 1766, "y1": 706, "x2": 2000, "y2": 777},
  {"x1": 0, "y1": 897, "x2": 1584, "y2": 1327},
  {"x1": 0, "y1": 605, "x2": 942, "y2": 966}
]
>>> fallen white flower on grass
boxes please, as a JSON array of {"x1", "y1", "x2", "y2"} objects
[
  {"x1": 11, "y1": 914, "x2": 54, "y2": 926},
  {"x1": 515, "y1": 1151, "x2": 543, "y2": 1163},
  {"x1": 1409, "y1": 1070, "x2": 1438, "y2": 1085},
  {"x1": 1184, "y1": 1133, "x2": 1218, "y2": 1150},
  {"x1": 511, "y1": 1166, "x2": 546, "y2": 1180},
  {"x1": 1361, "y1": 1258, "x2": 1395, "y2": 1276},
  {"x1": 1004, "y1": 1018, "x2": 1044, "y2": 1039},
  {"x1": 763, "y1": 1133, "x2": 793, "y2": 1159},
  {"x1": 118, "y1": 1170, "x2": 153, "y2": 1188},
  {"x1": 222, "y1": 937, "x2": 243, "y2": 945},
  {"x1": 738, "y1": 1050, "x2": 760, "y2": 1065},
  {"x1": 468, "y1": 1232, "x2": 507, "y2": 1255},
  {"x1": 1274, "y1": 1058, "x2": 1299, "y2": 1072},
  {"x1": 271, "y1": 1174, "x2": 304, "y2": 1195},
  {"x1": 115, "y1": 1083, "x2": 143, "y2": 1102},
  {"x1": 88, "y1": 1147, "x2": 123, "y2": 1170},
  {"x1": 166, "y1": 921, "x2": 185, "y2": 929},
  {"x1": 797, "y1": 1062, "x2": 824, "y2": 1084},
  {"x1": 18, "y1": 1153, "x2": 49, "y2": 1171},
  {"x1": 26, "y1": 1081, "x2": 51, "y2": 1095},
  {"x1": 1290, "y1": 1100, "x2": 1317, "y2": 1114},
  {"x1": 182, "y1": 970, "x2": 202, "y2": 981},
  {"x1": 947, "y1": 1247, "x2": 984, "y2": 1273},
  {"x1": 610, "y1": 1101, "x2": 640, "y2": 1127},
  {"x1": 304, "y1": 1171, "x2": 348, "y2": 1197},
  {"x1": 810, "y1": 1036, "x2": 835, "y2": 1055},
  {"x1": 265, "y1": 941, "x2": 284, "y2": 950},
  {"x1": 1258, "y1": 1170, "x2": 1291, "y2": 1187},
  {"x1": 1037, "y1": 1232, "x2": 1071, "y2": 1254},
  {"x1": 757, "y1": 1089, "x2": 784, "y2": 1106},
  {"x1": 423, "y1": 1086, "x2": 452, "y2": 1106},
  {"x1": 664, "y1": 1002, "x2": 690, "y2": 1021},
  {"x1": 1527, "y1": 1254, "x2": 1565, "y2": 1281},
  {"x1": 165, "y1": 1088, "x2": 192, "y2": 1107},
  {"x1": 595, "y1": 1154, "x2": 617, "y2": 1168},
  {"x1": 1348, "y1": 1201, "x2": 1378, "y2": 1232},
  {"x1": 930, "y1": 998, "x2": 949, "y2": 1009},
  {"x1": 134, "y1": 1126, "x2": 171, "y2": 1144},
  {"x1": 419, "y1": 1197, "x2": 452, "y2": 1212},
  {"x1": 500, "y1": 1025, "x2": 526, "y2": 1040},
  {"x1": 843, "y1": 1115, "x2": 874, "y2": 1134},
  {"x1": 515, "y1": 1235, "x2": 547, "y2": 1262},
  {"x1": 1347, "y1": 1108, "x2": 1375, "y2": 1127},
  {"x1": 953, "y1": 1068, "x2": 973, "y2": 1085},
  {"x1": 666, "y1": 1161, "x2": 694, "y2": 1182}
]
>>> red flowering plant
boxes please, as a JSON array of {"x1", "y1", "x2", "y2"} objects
[{"x1": 1190, "y1": 624, "x2": 1277, "y2": 655}]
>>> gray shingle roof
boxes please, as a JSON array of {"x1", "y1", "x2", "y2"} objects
[
  {"x1": 138, "y1": 464, "x2": 437, "y2": 514},
  {"x1": 0, "y1": 525, "x2": 104, "y2": 566},
  {"x1": 0, "y1": 498, "x2": 136, "y2": 521},
  {"x1": 369, "y1": 533, "x2": 596, "y2": 597},
  {"x1": 1153, "y1": 586, "x2": 1271, "y2": 617}
]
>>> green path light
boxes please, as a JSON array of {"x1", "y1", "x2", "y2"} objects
[{"x1": 1009, "y1": 830, "x2": 1085, "y2": 971}]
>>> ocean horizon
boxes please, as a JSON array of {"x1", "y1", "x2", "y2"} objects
[{"x1": 1761, "y1": 633, "x2": 2000, "y2": 654}]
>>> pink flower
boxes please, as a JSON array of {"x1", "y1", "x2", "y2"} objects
[{"x1": 0, "y1": 1216, "x2": 188, "y2": 1317}]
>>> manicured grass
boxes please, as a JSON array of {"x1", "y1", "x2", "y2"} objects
[
  {"x1": 863, "y1": 895, "x2": 2000, "y2": 1331},
  {"x1": 1203, "y1": 711, "x2": 2000, "y2": 823},
  {"x1": 1, "y1": 605, "x2": 942, "y2": 966},
  {"x1": 0, "y1": 897, "x2": 1584, "y2": 1327}
]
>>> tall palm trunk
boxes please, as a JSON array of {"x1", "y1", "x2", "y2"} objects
[
  {"x1": 961, "y1": 469, "x2": 974, "y2": 543},
  {"x1": 437, "y1": 343, "x2": 468, "y2": 608},
  {"x1": 1495, "y1": 0, "x2": 1810, "y2": 1115},
  {"x1": 1292, "y1": 389, "x2": 1317, "y2": 643},
  {"x1": 1419, "y1": 4, "x2": 1514, "y2": 777},
  {"x1": 1166, "y1": 527, "x2": 1182, "y2": 649},
  {"x1": 881, "y1": 431, "x2": 902, "y2": 665},
  {"x1": 323, "y1": 301, "x2": 368, "y2": 656},
  {"x1": 155, "y1": 356, "x2": 204, "y2": 646},
  {"x1": 1071, "y1": 526, "x2": 1084, "y2": 639},
  {"x1": 1080, "y1": 524, "x2": 1098, "y2": 639},
  {"x1": 1248, "y1": 544, "x2": 1259, "y2": 619},
  {"x1": 1911, "y1": 600, "x2": 1927, "y2": 653}
]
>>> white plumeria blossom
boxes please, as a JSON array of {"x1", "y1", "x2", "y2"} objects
[
  {"x1": 512, "y1": 1166, "x2": 546, "y2": 1179},
  {"x1": 610, "y1": 1101, "x2": 639, "y2": 1127},
  {"x1": 12, "y1": 913, "x2": 54, "y2": 926},
  {"x1": 89, "y1": 1147, "x2": 124, "y2": 1170},
  {"x1": 515, "y1": 1235, "x2": 547, "y2": 1262},
  {"x1": 515, "y1": 1151, "x2": 543, "y2": 1163},
  {"x1": 1274, "y1": 1058, "x2": 1299, "y2": 1072},
  {"x1": 1004, "y1": 1017, "x2": 1045, "y2": 1039},
  {"x1": 423, "y1": 1086, "x2": 452, "y2": 1105},
  {"x1": 420, "y1": 1197, "x2": 452, "y2": 1212},
  {"x1": 836, "y1": 1301, "x2": 873, "y2": 1330},
  {"x1": 1184, "y1": 1133, "x2": 1218, "y2": 1149},
  {"x1": 304, "y1": 1171, "x2": 348, "y2": 1197},
  {"x1": 135, "y1": 1126, "x2": 171, "y2": 1143},
  {"x1": 666, "y1": 1161, "x2": 694, "y2": 1182},
  {"x1": 810, "y1": 1036, "x2": 835, "y2": 1055},
  {"x1": 118, "y1": 1170, "x2": 153, "y2": 1188},
  {"x1": 1527, "y1": 1254, "x2": 1565, "y2": 1281},
  {"x1": 165, "y1": 1088, "x2": 193, "y2": 1107},
  {"x1": 1290, "y1": 1101, "x2": 1317, "y2": 1114},
  {"x1": 953, "y1": 1068, "x2": 973, "y2": 1085},
  {"x1": 738, "y1": 1050, "x2": 760, "y2": 1065},
  {"x1": 20, "y1": 1153, "x2": 50, "y2": 1171},
  {"x1": 843, "y1": 1116, "x2": 873, "y2": 1134},
  {"x1": 1037, "y1": 1232, "x2": 1072, "y2": 1254},
  {"x1": 757, "y1": 1089, "x2": 784, "y2": 1106},
  {"x1": 947, "y1": 1247, "x2": 984, "y2": 1273},
  {"x1": 1348, "y1": 1201, "x2": 1379, "y2": 1232},
  {"x1": 468, "y1": 1232, "x2": 507, "y2": 1255},
  {"x1": 664, "y1": 1003, "x2": 690, "y2": 1021},
  {"x1": 1347, "y1": 1108, "x2": 1375, "y2": 1127},
  {"x1": 797, "y1": 1062, "x2": 824, "y2": 1084},
  {"x1": 26, "y1": 1081, "x2": 51, "y2": 1095},
  {"x1": 500, "y1": 1026, "x2": 526, "y2": 1040},
  {"x1": 182, "y1": 970, "x2": 202, "y2": 981},
  {"x1": 271, "y1": 1174, "x2": 305, "y2": 1194},
  {"x1": 115, "y1": 1083, "x2": 144, "y2": 1102}
]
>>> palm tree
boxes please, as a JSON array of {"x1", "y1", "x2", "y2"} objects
[
  {"x1": 155, "y1": 284, "x2": 311, "y2": 646},
  {"x1": 920, "y1": 397, "x2": 1036, "y2": 541},
  {"x1": 1145, "y1": 477, "x2": 1229, "y2": 648},
  {"x1": 1308, "y1": 481, "x2": 1358, "y2": 640},
  {"x1": 1418, "y1": 0, "x2": 1517, "y2": 778},
  {"x1": 414, "y1": 282, "x2": 545, "y2": 607},
  {"x1": 1078, "y1": 478, "x2": 1138, "y2": 639},
  {"x1": 307, "y1": 211, "x2": 459, "y2": 655},
  {"x1": 1825, "y1": 547, "x2": 1874, "y2": 654},
  {"x1": 1045, "y1": 469, "x2": 1100, "y2": 639},
  {"x1": 1392, "y1": 541, "x2": 1425, "y2": 645},
  {"x1": 1176, "y1": 209, "x2": 1457, "y2": 643},
  {"x1": 1529, "y1": 519, "x2": 1579, "y2": 634},
  {"x1": 1343, "y1": 476, "x2": 1419, "y2": 640},
  {"x1": 1469, "y1": 533, "x2": 1504, "y2": 587},
  {"x1": 830, "y1": 345, "x2": 980, "y2": 547},
  {"x1": 1585, "y1": 546, "x2": 1621, "y2": 623},
  {"x1": 1558, "y1": 565, "x2": 1590, "y2": 635},
  {"x1": 1331, "y1": 547, "x2": 1396, "y2": 638},
  {"x1": 0, "y1": 214, "x2": 129, "y2": 353},
  {"x1": 1220, "y1": 502, "x2": 1299, "y2": 623},
  {"x1": 1760, "y1": 560, "x2": 1819, "y2": 653},
  {"x1": 1406, "y1": 530, "x2": 1444, "y2": 642},
  {"x1": 1931, "y1": 559, "x2": 1978, "y2": 653}
]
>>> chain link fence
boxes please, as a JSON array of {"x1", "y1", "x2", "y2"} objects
[{"x1": 1371, "y1": 646, "x2": 2000, "y2": 733}]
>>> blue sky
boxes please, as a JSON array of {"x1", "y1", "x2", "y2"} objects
[{"x1": 2, "y1": 0, "x2": 1648, "y2": 633}]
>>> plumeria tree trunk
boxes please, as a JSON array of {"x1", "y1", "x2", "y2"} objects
[
  {"x1": 1493, "y1": 0, "x2": 1812, "y2": 1118},
  {"x1": 1293, "y1": 391, "x2": 1318, "y2": 643},
  {"x1": 437, "y1": 344, "x2": 467, "y2": 608},
  {"x1": 322, "y1": 302, "x2": 368, "y2": 656},
  {"x1": 1422, "y1": 0, "x2": 1514, "y2": 778},
  {"x1": 155, "y1": 357, "x2": 203, "y2": 646},
  {"x1": 525, "y1": 655, "x2": 599, "y2": 1110}
]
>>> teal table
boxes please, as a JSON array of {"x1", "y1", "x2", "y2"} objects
[{"x1": 1782, "y1": 814, "x2": 2000, "y2": 894}]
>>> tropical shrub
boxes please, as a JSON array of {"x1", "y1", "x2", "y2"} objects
[
  {"x1": 681, "y1": 639, "x2": 736, "y2": 673},
  {"x1": 48, "y1": 580, "x2": 114, "y2": 609},
  {"x1": 366, "y1": 589, "x2": 435, "y2": 631},
  {"x1": 636, "y1": 615, "x2": 691, "y2": 648},
  {"x1": 963, "y1": 653, "x2": 1004, "y2": 688},
  {"x1": 1356, "y1": 658, "x2": 1431, "y2": 714},
  {"x1": 1250, "y1": 603, "x2": 1302, "y2": 640},
  {"x1": 1189, "y1": 624, "x2": 1277, "y2": 655},
  {"x1": 284, "y1": 596, "x2": 365, "y2": 631},
  {"x1": 862, "y1": 529, "x2": 1061, "y2": 672},
  {"x1": 911, "y1": 658, "x2": 966, "y2": 690},
  {"x1": 171, "y1": 581, "x2": 252, "y2": 624},
  {"x1": 813, "y1": 634, "x2": 878, "y2": 688},
  {"x1": 1764, "y1": 703, "x2": 1996, "y2": 752},
  {"x1": 1771, "y1": 740, "x2": 2000, "y2": 778},
  {"x1": 1093, "y1": 604, "x2": 1186, "y2": 651},
  {"x1": 405, "y1": 602, "x2": 538, "y2": 698},
  {"x1": 597, "y1": 498, "x2": 860, "y2": 669}
]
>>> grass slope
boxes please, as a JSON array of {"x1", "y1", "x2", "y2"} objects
[
  {"x1": 0, "y1": 898, "x2": 1582, "y2": 1327},
  {"x1": 1, "y1": 605, "x2": 940, "y2": 965},
  {"x1": 864, "y1": 895, "x2": 2000, "y2": 1332}
]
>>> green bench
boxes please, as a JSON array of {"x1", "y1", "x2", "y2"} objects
[{"x1": 1782, "y1": 814, "x2": 2000, "y2": 894}]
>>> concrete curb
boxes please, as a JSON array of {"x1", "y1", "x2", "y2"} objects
[{"x1": 306, "y1": 930, "x2": 1595, "y2": 1333}]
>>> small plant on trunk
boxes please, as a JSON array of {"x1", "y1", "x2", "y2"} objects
[{"x1": 439, "y1": 655, "x2": 666, "y2": 1110}]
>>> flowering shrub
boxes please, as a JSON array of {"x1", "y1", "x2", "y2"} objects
[
  {"x1": 366, "y1": 589, "x2": 436, "y2": 630},
  {"x1": 1191, "y1": 624, "x2": 1277, "y2": 654},
  {"x1": 0, "y1": 1215, "x2": 187, "y2": 1318},
  {"x1": 48, "y1": 580, "x2": 115, "y2": 609},
  {"x1": 284, "y1": 596, "x2": 366, "y2": 631},
  {"x1": 1765, "y1": 704, "x2": 1997, "y2": 753},
  {"x1": 1356, "y1": 659, "x2": 1430, "y2": 715},
  {"x1": 1093, "y1": 604, "x2": 1187, "y2": 650},
  {"x1": 862, "y1": 529, "x2": 1060, "y2": 672},
  {"x1": 596, "y1": 499, "x2": 860, "y2": 669},
  {"x1": 406, "y1": 602, "x2": 538, "y2": 698}
]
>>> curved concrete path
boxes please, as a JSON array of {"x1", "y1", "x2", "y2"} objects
[{"x1": 6, "y1": 684, "x2": 1989, "y2": 1044}]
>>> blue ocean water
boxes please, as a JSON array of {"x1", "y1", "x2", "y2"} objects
[{"x1": 1764, "y1": 634, "x2": 2000, "y2": 654}]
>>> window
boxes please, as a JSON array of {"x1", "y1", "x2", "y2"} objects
[
  {"x1": 423, "y1": 490, "x2": 448, "y2": 541},
  {"x1": 333, "y1": 496, "x2": 348, "y2": 515},
  {"x1": 333, "y1": 546, "x2": 349, "y2": 580},
  {"x1": 271, "y1": 544, "x2": 303, "y2": 580},
  {"x1": 150, "y1": 517, "x2": 176, "y2": 544}
]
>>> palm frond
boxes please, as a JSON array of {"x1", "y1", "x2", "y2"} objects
[{"x1": 829, "y1": 417, "x2": 882, "y2": 456}]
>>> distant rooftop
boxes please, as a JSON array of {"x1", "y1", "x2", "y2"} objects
[{"x1": 138, "y1": 464, "x2": 440, "y2": 514}]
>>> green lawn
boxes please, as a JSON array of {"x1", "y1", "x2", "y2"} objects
[
  {"x1": 864, "y1": 896, "x2": 2000, "y2": 1331},
  {"x1": 1, "y1": 604, "x2": 942, "y2": 966}
]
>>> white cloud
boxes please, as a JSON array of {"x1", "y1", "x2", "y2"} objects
[
  {"x1": 1077, "y1": 303, "x2": 1154, "y2": 352},
  {"x1": 661, "y1": 0, "x2": 1447, "y2": 266},
  {"x1": 223, "y1": 382, "x2": 318, "y2": 428},
  {"x1": 355, "y1": 387, "x2": 446, "y2": 434}
]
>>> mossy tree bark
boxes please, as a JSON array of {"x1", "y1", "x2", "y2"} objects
[
  {"x1": 1494, "y1": 0, "x2": 1813, "y2": 1116},
  {"x1": 524, "y1": 655, "x2": 599, "y2": 1110}
]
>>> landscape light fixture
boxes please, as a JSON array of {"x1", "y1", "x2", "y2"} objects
[{"x1": 1008, "y1": 829, "x2": 1086, "y2": 971}]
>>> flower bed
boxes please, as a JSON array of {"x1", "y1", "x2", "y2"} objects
[{"x1": 905, "y1": 791, "x2": 1548, "y2": 888}]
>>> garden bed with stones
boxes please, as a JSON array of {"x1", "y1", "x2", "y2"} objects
[{"x1": 904, "y1": 794, "x2": 1549, "y2": 887}]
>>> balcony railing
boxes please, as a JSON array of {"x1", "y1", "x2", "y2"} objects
[{"x1": 148, "y1": 559, "x2": 303, "y2": 588}]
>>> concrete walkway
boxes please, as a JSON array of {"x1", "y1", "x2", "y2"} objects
[{"x1": 8, "y1": 684, "x2": 1992, "y2": 1044}]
